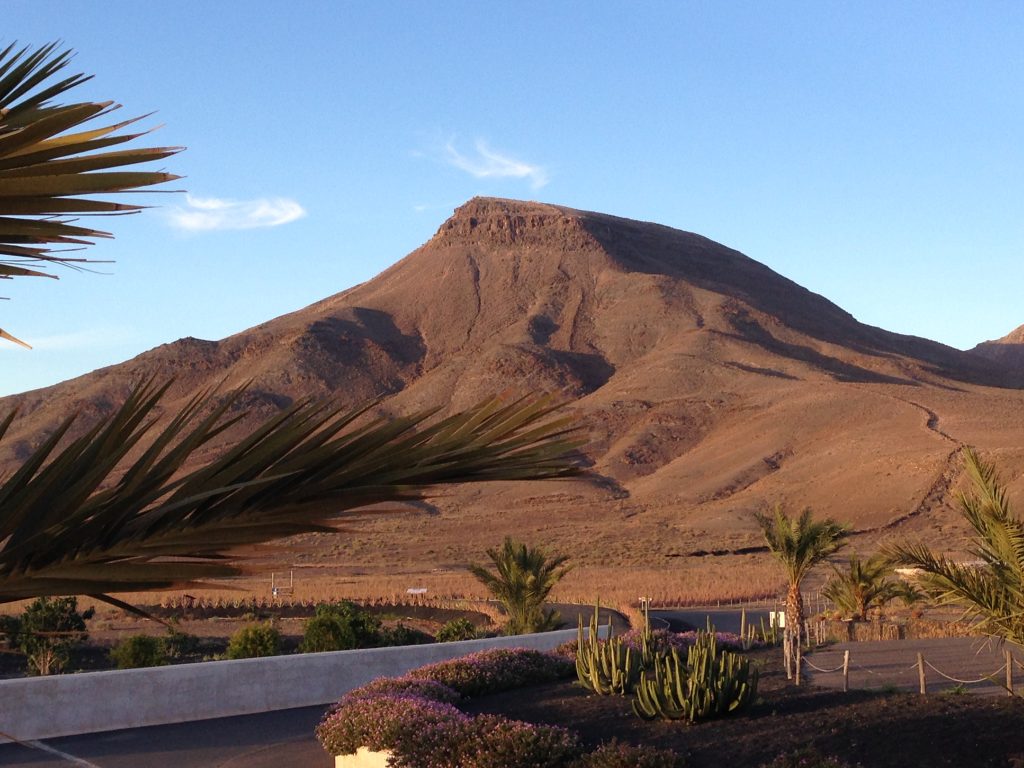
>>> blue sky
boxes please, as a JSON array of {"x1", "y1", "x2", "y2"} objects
[{"x1": 2, "y1": 2, "x2": 1022, "y2": 395}]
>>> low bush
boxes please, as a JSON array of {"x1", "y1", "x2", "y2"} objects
[
  {"x1": 436, "y1": 618, "x2": 479, "y2": 643},
  {"x1": 381, "y1": 622, "x2": 432, "y2": 646},
  {"x1": 226, "y1": 623, "x2": 282, "y2": 659},
  {"x1": 301, "y1": 602, "x2": 383, "y2": 652},
  {"x1": 339, "y1": 677, "x2": 463, "y2": 706},
  {"x1": 301, "y1": 608, "x2": 357, "y2": 653},
  {"x1": 407, "y1": 648, "x2": 573, "y2": 697},
  {"x1": 162, "y1": 629, "x2": 200, "y2": 660},
  {"x1": 461, "y1": 714, "x2": 580, "y2": 767},
  {"x1": 760, "y1": 747, "x2": 857, "y2": 768},
  {"x1": 317, "y1": 692, "x2": 471, "y2": 763},
  {"x1": 110, "y1": 635, "x2": 168, "y2": 669},
  {"x1": 575, "y1": 739, "x2": 686, "y2": 768}
]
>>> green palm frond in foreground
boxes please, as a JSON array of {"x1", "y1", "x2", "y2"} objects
[
  {"x1": 0, "y1": 41, "x2": 182, "y2": 346},
  {"x1": 0, "y1": 381, "x2": 583, "y2": 604},
  {"x1": 887, "y1": 448, "x2": 1024, "y2": 644}
]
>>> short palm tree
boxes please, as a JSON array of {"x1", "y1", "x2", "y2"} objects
[
  {"x1": 754, "y1": 504, "x2": 848, "y2": 638},
  {"x1": 469, "y1": 538, "x2": 571, "y2": 634},
  {"x1": 823, "y1": 554, "x2": 919, "y2": 621},
  {"x1": 0, "y1": 42, "x2": 181, "y2": 347},
  {"x1": 0, "y1": 381, "x2": 582, "y2": 607},
  {"x1": 888, "y1": 448, "x2": 1024, "y2": 644}
]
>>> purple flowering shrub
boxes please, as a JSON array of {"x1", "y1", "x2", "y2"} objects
[
  {"x1": 619, "y1": 628, "x2": 758, "y2": 654},
  {"x1": 759, "y1": 748, "x2": 858, "y2": 768},
  {"x1": 460, "y1": 715, "x2": 581, "y2": 768},
  {"x1": 316, "y1": 693, "x2": 469, "y2": 760},
  {"x1": 338, "y1": 676, "x2": 462, "y2": 705},
  {"x1": 407, "y1": 647, "x2": 574, "y2": 697},
  {"x1": 574, "y1": 739, "x2": 686, "y2": 768}
]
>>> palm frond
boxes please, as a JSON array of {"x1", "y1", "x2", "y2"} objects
[
  {"x1": 0, "y1": 381, "x2": 584, "y2": 602},
  {"x1": 0, "y1": 42, "x2": 182, "y2": 340}
]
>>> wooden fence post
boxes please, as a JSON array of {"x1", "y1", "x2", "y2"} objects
[
  {"x1": 917, "y1": 652, "x2": 926, "y2": 695},
  {"x1": 842, "y1": 649, "x2": 850, "y2": 693}
]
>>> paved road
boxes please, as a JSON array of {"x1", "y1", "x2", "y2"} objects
[
  {"x1": 0, "y1": 706, "x2": 331, "y2": 768},
  {"x1": 805, "y1": 636, "x2": 1021, "y2": 696},
  {"x1": 654, "y1": 607, "x2": 772, "y2": 634}
]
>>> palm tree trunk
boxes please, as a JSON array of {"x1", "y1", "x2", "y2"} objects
[{"x1": 786, "y1": 580, "x2": 804, "y2": 638}]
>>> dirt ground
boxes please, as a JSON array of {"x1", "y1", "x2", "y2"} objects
[{"x1": 464, "y1": 647, "x2": 1024, "y2": 767}]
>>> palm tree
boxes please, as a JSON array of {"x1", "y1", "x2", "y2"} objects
[
  {"x1": 888, "y1": 448, "x2": 1024, "y2": 644},
  {"x1": 0, "y1": 381, "x2": 582, "y2": 607},
  {"x1": 754, "y1": 504, "x2": 848, "y2": 639},
  {"x1": 823, "y1": 554, "x2": 919, "y2": 621},
  {"x1": 0, "y1": 42, "x2": 181, "y2": 347},
  {"x1": 468, "y1": 538, "x2": 571, "y2": 634}
]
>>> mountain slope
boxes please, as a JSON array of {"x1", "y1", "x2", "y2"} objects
[{"x1": 4, "y1": 197, "x2": 1024, "y2": 583}]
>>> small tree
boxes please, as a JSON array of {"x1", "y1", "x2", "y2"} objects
[
  {"x1": 13, "y1": 596, "x2": 92, "y2": 675},
  {"x1": 469, "y1": 538, "x2": 571, "y2": 634},
  {"x1": 754, "y1": 505, "x2": 847, "y2": 651},
  {"x1": 823, "y1": 554, "x2": 919, "y2": 621}
]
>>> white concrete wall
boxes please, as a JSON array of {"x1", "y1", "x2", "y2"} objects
[{"x1": 0, "y1": 629, "x2": 580, "y2": 743}]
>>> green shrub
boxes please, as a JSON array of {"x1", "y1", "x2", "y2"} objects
[
  {"x1": 161, "y1": 629, "x2": 200, "y2": 660},
  {"x1": 110, "y1": 635, "x2": 167, "y2": 669},
  {"x1": 301, "y1": 610, "x2": 357, "y2": 653},
  {"x1": 226, "y1": 623, "x2": 282, "y2": 659},
  {"x1": 436, "y1": 618, "x2": 478, "y2": 643},
  {"x1": 301, "y1": 602, "x2": 382, "y2": 653},
  {"x1": 380, "y1": 622, "x2": 431, "y2": 646}
]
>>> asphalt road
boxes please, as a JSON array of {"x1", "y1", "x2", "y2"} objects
[{"x1": 0, "y1": 706, "x2": 331, "y2": 768}]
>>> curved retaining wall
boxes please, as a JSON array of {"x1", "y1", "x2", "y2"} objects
[{"x1": 0, "y1": 628, "x2": 582, "y2": 743}]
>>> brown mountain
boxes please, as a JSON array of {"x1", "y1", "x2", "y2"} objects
[
  {"x1": 971, "y1": 324, "x2": 1024, "y2": 369},
  {"x1": 5, "y1": 198, "x2": 1024, "y2": 597}
]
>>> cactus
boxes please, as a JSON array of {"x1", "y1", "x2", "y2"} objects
[
  {"x1": 632, "y1": 627, "x2": 759, "y2": 722},
  {"x1": 575, "y1": 602, "x2": 654, "y2": 696}
]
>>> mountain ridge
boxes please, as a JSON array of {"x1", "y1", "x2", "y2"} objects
[{"x1": 4, "y1": 197, "x2": 1024, "y2": 577}]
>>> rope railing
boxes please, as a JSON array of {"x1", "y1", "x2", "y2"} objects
[{"x1": 797, "y1": 646, "x2": 1017, "y2": 696}]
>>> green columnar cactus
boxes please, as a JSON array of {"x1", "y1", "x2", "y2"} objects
[
  {"x1": 632, "y1": 628, "x2": 759, "y2": 721},
  {"x1": 575, "y1": 602, "x2": 655, "y2": 696},
  {"x1": 576, "y1": 604, "x2": 638, "y2": 695}
]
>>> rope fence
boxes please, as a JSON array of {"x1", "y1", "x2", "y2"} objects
[{"x1": 796, "y1": 645, "x2": 1018, "y2": 696}]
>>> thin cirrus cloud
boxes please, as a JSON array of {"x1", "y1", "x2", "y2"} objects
[
  {"x1": 443, "y1": 139, "x2": 549, "y2": 189},
  {"x1": 166, "y1": 194, "x2": 306, "y2": 232}
]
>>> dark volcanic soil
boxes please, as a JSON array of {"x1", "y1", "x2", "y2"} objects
[{"x1": 463, "y1": 649, "x2": 1024, "y2": 767}]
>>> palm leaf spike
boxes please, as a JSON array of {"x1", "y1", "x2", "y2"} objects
[
  {"x1": 0, "y1": 381, "x2": 583, "y2": 603},
  {"x1": 0, "y1": 42, "x2": 183, "y2": 342}
]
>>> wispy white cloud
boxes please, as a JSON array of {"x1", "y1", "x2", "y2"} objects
[
  {"x1": 166, "y1": 194, "x2": 306, "y2": 232},
  {"x1": 0, "y1": 326, "x2": 138, "y2": 352},
  {"x1": 443, "y1": 139, "x2": 549, "y2": 189}
]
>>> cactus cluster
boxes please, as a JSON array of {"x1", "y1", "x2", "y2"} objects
[
  {"x1": 632, "y1": 627, "x2": 758, "y2": 722},
  {"x1": 575, "y1": 603, "x2": 654, "y2": 695}
]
